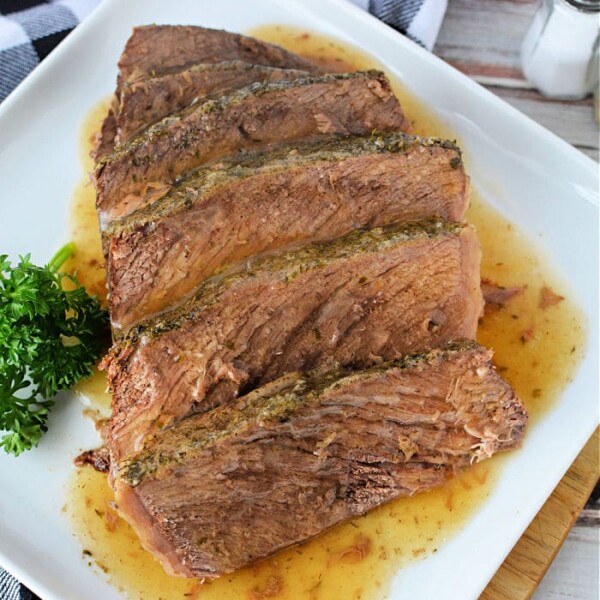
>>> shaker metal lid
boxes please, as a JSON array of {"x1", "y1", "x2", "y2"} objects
[{"x1": 563, "y1": 0, "x2": 600, "y2": 12}]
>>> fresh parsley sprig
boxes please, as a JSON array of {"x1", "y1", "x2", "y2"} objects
[{"x1": 0, "y1": 243, "x2": 109, "y2": 456}]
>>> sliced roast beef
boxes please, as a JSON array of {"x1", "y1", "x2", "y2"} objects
[
  {"x1": 103, "y1": 220, "x2": 483, "y2": 463},
  {"x1": 93, "y1": 107, "x2": 119, "y2": 162},
  {"x1": 94, "y1": 25, "x2": 320, "y2": 161},
  {"x1": 116, "y1": 25, "x2": 318, "y2": 91},
  {"x1": 113, "y1": 341, "x2": 527, "y2": 578},
  {"x1": 95, "y1": 71, "x2": 410, "y2": 225},
  {"x1": 107, "y1": 134, "x2": 468, "y2": 331},
  {"x1": 116, "y1": 62, "x2": 309, "y2": 143}
]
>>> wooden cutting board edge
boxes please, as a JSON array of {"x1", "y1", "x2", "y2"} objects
[{"x1": 480, "y1": 428, "x2": 600, "y2": 600}]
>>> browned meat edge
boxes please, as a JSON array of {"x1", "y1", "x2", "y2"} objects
[
  {"x1": 93, "y1": 25, "x2": 321, "y2": 161},
  {"x1": 92, "y1": 107, "x2": 118, "y2": 162},
  {"x1": 102, "y1": 220, "x2": 483, "y2": 464},
  {"x1": 113, "y1": 341, "x2": 527, "y2": 578},
  {"x1": 94, "y1": 71, "x2": 410, "y2": 225},
  {"x1": 106, "y1": 133, "x2": 468, "y2": 331},
  {"x1": 116, "y1": 25, "x2": 319, "y2": 91},
  {"x1": 74, "y1": 447, "x2": 110, "y2": 473},
  {"x1": 116, "y1": 62, "x2": 309, "y2": 144}
]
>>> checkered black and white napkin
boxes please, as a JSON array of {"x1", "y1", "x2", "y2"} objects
[
  {"x1": 0, "y1": 0, "x2": 100, "y2": 102},
  {"x1": 353, "y1": 0, "x2": 448, "y2": 49},
  {"x1": 0, "y1": 0, "x2": 446, "y2": 598}
]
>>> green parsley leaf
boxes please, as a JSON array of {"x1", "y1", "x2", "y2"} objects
[{"x1": 0, "y1": 243, "x2": 109, "y2": 456}]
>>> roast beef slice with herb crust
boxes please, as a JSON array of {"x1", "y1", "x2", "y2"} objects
[
  {"x1": 95, "y1": 71, "x2": 410, "y2": 225},
  {"x1": 116, "y1": 25, "x2": 319, "y2": 91},
  {"x1": 103, "y1": 221, "x2": 483, "y2": 463},
  {"x1": 107, "y1": 133, "x2": 468, "y2": 331},
  {"x1": 93, "y1": 106, "x2": 119, "y2": 163},
  {"x1": 113, "y1": 341, "x2": 527, "y2": 578},
  {"x1": 93, "y1": 25, "x2": 319, "y2": 160},
  {"x1": 115, "y1": 62, "x2": 310, "y2": 144}
]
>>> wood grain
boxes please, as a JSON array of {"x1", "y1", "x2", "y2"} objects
[
  {"x1": 533, "y1": 525, "x2": 600, "y2": 598},
  {"x1": 480, "y1": 429, "x2": 599, "y2": 600},
  {"x1": 435, "y1": 0, "x2": 600, "y2": 161}
]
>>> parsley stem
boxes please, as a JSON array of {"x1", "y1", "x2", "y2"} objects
[{"x1": 47, "y1": 242, "x2": 76, "y2": 273}]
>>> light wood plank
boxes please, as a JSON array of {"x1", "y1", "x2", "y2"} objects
[
  {"x1": 480, "y1": 430, "x2": 599, "y2": 600},
  {"x1": 532, "y1": 527, "x2": 600, "y2": 600},
  {"x1": 436, "y1": 1, "x2": 599, "y2": 159},
  {"x1": 489, "y1": 87, "x2": 599, "y2": 160},
  {"x1": 435, "y1": 0, "x2": 538, "y2": 75}
]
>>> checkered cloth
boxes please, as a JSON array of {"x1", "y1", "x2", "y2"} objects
[
  {"x1": 0, "y1": 0, "x2": 100, "y2": 101},
  {"x1": 0, "y1": 0, "x2": 446, "y2": 598},
  {"x1": 353, "y1": 0, "x2": 448, "y2": 49}
]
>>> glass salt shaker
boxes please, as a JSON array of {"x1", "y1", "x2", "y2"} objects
[{"x1": 521, "y1": 0, "x2": 600, "y2": 99}]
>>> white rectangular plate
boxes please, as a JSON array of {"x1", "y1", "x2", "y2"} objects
[{"x1": 0, "y1": 1, "x2": 597, "y2": 599}]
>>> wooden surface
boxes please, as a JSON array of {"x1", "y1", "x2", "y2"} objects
[
  {"x1": 481, "y1": 430, "x2": 599, "y2": 600},
  {"x1": 434, "y1": 2, "x2": 599, "y2": 599},
  {"x1": 435, "y1": 0, "x2": 599, "y2": 162}
]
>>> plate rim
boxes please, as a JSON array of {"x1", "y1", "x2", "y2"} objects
[{"x1": 0, "y1": 1, "x2": 597, "y2": 599}]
